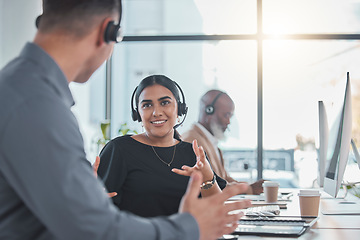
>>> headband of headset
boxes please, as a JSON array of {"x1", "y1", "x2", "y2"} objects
[
  {"x1": 205, "y1": 92, "x2": 224, "y2": 115},
  {"x1": 131, "y1": 80, "x2": 188, "y2": 123},
  {"x1": 35, "y1": 1, "x2": 123, "y2": 43}
]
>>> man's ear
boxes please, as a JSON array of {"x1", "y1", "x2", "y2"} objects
[{"x1": 96, "y1": 18, "x2": 113, "y2": 46}]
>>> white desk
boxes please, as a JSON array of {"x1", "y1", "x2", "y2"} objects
[
  {"x1": 250, "y1": 229, "x2": 360, "y2": 240},
  {"x1": 228, "y1": 189, "x2": 360, "y2": 240}
]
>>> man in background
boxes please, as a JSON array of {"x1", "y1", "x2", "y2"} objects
[
  {"x1": 0, "y1": 1, "x2": 250, "y2": 239},
  {"x1": 182, "y1": 89, "x2": 264, "y2": 194}
]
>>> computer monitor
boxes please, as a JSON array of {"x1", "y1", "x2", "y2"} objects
[
  {"x1": 323, "y1": 72, "x2": 352, "y2": 198},
  {"x1": 317, "y1": 101, "x2": 329, "y2": 187}
]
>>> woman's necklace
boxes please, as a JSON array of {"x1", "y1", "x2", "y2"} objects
[
  {"x1": 144, "y1": 133, "x2": 177, "y2": 167},
  {"x1": 151, "y1": 145, "x2": 176, "y2": 167}
]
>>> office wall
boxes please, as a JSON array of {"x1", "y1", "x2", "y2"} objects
[{"x1": 0, "y1": 0, "x2": 41, "y2": 68}]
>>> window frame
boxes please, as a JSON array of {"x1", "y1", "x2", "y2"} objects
[{"x1": 105, "y1": 0, "x2": 360, "y2": 180}]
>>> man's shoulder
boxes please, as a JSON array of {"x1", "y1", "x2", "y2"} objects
[
  {"x1": 0, "y1": 57, "x2": 46, "y2": 137},
  {"x1": 181, "y1": 123, "x2": 204, "y2": 142},
  {"x1": 0, "y1": 57, "x2": 63, "y2": 110},
  {"x1": 0, "y1": 50, "x2": 47, "y2": 95},
  {"x1": 181, "y1": 124, "x2": 199, "y2": 142}
]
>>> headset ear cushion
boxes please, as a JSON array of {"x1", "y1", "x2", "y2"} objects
[
  {"x1": 178, "y1": 103, "x2": 188, "y2": 116},
  {"x1": 205, "y1": 105, "x2": 214, "y2": 115},
  {"x1": 35, "y1": 15, "x2": 42, "y2": 28},
  {"x1": 104, "y1": 21, "x2": 119, "y2": 43},
  {"x1": 131, "y1": 108, "x2": 141, "y2": 122},
  {"x1": 131, "y1": 110, "x2": 137, "y2": 121},
  {"x1": 183, "y1": 104, "x2": 188, "y2": 115},
  {"x1": 104, "y1": 21, "x2": 112, "y2": 43}
]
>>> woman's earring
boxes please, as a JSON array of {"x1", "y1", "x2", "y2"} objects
[
  {"x1": 141, "y1": 123, "x2": 144, "y2": 132},
  {"x1": 177, "y1": 117, "x2": 180, "y2": 123}
]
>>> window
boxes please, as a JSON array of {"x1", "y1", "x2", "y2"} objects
[{"x1": 75, "y1": 0, "x2": 360, "y2": 188}]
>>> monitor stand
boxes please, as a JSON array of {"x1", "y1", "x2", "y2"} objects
[{"x1": 321, "y1": 188, "x2": 360, "y2": 215}]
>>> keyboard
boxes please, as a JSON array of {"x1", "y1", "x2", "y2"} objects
[
  {"x1": 232, "y1": 217, "x2": 314, "y2": 237},
  {"x1": 245, "y1": 205, "x2": 280, "y2": 217}
]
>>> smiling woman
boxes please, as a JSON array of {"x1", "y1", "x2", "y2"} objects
[{"x1": 96, "y1": 74, "x2": 229, "y2": 218}]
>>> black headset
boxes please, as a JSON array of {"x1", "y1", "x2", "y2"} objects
[
  {"x1": 205, "y1": 92, "x2": 224, "y2": 115},
  {"x1": 35, "y1": 1, "x2": 123, "y2": 43},
  {"x1": 104, "y1": 1, "x2": 123, "y2": 43},
  {"x1": 131, "y1": 81, "x2": 188, "y2": 123}
]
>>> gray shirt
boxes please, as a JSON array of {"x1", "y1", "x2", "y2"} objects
[{"x1": 0, "y1": 42, "x2": 199, "y2": 240}]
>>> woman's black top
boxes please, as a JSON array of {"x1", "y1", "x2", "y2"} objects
[{"x1": 97, "y1": 135, "x2": 226, "y2": 217}]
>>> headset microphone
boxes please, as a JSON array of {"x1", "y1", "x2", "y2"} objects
[{"x1": 205, "y1": 92, "x2": 224, "y2": 115}]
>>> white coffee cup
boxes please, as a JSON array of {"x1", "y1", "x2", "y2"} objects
[
  {"x1": 262, "y1": 181, "x2": 280, "y2": 203},
  {"x1": 298, "y1": 190, "x2": 321, "y2": 216}
]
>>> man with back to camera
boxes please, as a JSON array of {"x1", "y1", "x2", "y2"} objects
[
  {"x1": 0, "y1": 1, "x2": 251, "y2": 239},
  {"x1": 182, "y1": 89, "x2": 265, "y2": 194}
]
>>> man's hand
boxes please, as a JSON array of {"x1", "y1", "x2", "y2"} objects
[
  {"x1": 93, "y1": 156, "x2": 101, "y2": 178},
  {"x1": 250, "y1": 179, "x2": 265, "y2": 195},
  {"x1": 227, "y1": 179, "x2": 265, "y2": 195},
  {"x1": 93, "y1": 156, "x2": 117, "y2": 198},
  {"x1": 179, "y1": 171, "x2": 251, "y2": 240}
]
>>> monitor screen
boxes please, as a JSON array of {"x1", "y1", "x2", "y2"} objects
[{"x1": 323, "y1": 72, "x2": 352, "y2": 198}]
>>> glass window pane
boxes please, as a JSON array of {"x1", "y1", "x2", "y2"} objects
[
  {"x1": 263, "y1": 40, "x2": 360, "y2": 188},
  {"x1": 70, "y1": 64, "x2": 106, "y2": 163},
  {"x1": 111, "y1": 41, "x2": 258, "y2": 180},
  {"x1": 263, "y1": 0, "x2": 360, "y2": 34},
  {"x1": 123, "y1": 0, "x2": 256, "y2": 35}
]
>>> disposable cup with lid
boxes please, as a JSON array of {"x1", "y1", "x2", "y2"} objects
[
  {"x1": 298, "y1": 189, "x2": 321, "y2": 197},
  {"x1": 262, "y1": 181, "x2": 280, "y2": 187}
]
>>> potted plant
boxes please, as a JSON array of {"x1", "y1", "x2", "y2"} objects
[
  {"x1": 94, "y1": 120, "x2": 111, "y2": 154},
  {"x1": 94, "y1": 121, "x2": 138, "y2": 154},
  {"x1": 344, "y1": 182, "x2": 360, "y2": 198},
  {"x1": 118, "y1": 122, "x2": 138, "y2": 136}
]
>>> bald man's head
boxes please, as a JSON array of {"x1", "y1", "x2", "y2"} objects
[{"x1": 198, "y1": 90, "x2": 234, "y2": 139}]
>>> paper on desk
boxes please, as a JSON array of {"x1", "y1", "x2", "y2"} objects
[{"x1": 228, "y1": 194, "x2": 265, "y2": 201}]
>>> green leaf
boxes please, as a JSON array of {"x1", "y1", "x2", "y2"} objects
[
  {"x1": 118, "y1": 122, "x2": 137, "y2": 136},
  {"x1": 100, "y1": 120, "x2": 111, "y2": 140}
]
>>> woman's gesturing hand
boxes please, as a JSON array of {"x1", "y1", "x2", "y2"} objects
[{"x1": 171, "y1": 139, "x2": 214, "y2": 181}]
